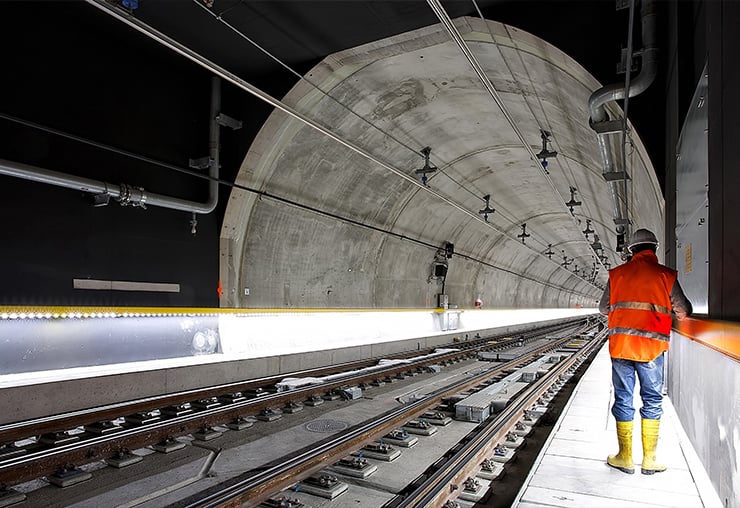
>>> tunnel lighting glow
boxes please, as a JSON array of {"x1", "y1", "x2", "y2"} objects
[
  {"x1": 0, "y1": 308, "x2": 424, "y2": 320},
  {"x1": 0, "y1": 308, "x2": 598, "y2": 326},
  {"x1": 218, "y1": 308, "x2": 598, "y2": 359},
  {"x1": 0, "y1": 307, "x2": 598, "y2": 386}
]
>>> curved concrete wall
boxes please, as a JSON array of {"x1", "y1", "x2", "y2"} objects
[{"x1": 221, "y1": 17, "x2": 663, "y2": 310}]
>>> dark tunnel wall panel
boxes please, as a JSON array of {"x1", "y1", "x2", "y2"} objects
[{"x1": 0, "y1": 178, "x2": 217, "y2": 306}]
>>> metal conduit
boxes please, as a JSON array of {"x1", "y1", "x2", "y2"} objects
[
  {"x1": 588, "y1": 0, "x2": 657, "y2": 235},
  {"x1": 426, "y1": 0, "x2": 543, "y2": 168},
  {"x1": 205, "y1": 75, "x2": 221, "y2": 212},
  {"x1": 0, "y1": 78, "x2": 222, "y2": 215},
  {"x1": 0, "y1": 158, "x2": 214, "y2": 213},
  {"x1": 86, "y1": 0, "x2": 600, "y2": 294}
]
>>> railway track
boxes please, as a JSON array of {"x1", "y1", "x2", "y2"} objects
[
  {"x1": 172, "y1": 323, "x2": 604, "y2": 507},
  {"x1": 0, "y1": 316, "x2": 602, "y2": 506},
  {"x1": 388, "y1": 327, "x2": 606, "y2": 507}
]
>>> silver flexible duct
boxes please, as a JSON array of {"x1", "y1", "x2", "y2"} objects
[{"x1": 589, "y1": 0, "x2": 657, "y2": 236}]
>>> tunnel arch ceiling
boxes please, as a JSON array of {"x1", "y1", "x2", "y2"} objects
[{"x1": 221, "y1": 16, "x2": 664, "y2": 310}]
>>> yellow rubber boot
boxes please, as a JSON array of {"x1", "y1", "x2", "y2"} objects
[
  {"x1": 641, "y1": 418, "x2": 666, "y2": 474},
  {"x1": 607, "y1": 420, "x2": 634, "y2": 474}
]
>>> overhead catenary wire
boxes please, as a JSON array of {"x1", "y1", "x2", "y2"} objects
[
  {"x1": 497, "y1": 27, "x2": 612, "y2": 273},
  {"x1": 0, "y1": 113, "x2": 596, "y2": 300},
  {"x1": 191, "y1": 0, "x2": 519, "y2": 224},
  {"x1": 0, "y1": 112, "x2": 192, "y2": 177},
  {"x1": 621, "y1": 0, "x2": 636, "y2": 230},
  {"x1": 467, "y1": 0, "x2": 610, "y2": 276},
  {"x1": 426, "y1": 0, "x2": 603, "y2": 287},
  {"x1": 86, "y1": 0, "x2": 600, "y2": 294},
  {"x1": 192, "y1": 0, "x2": 586, "y2": 256}
]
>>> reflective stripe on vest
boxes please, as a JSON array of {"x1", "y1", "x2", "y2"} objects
[
  {"x1": 610, "y1": 301, "x2": 671, "y2": 315},
  {"x1": 608, "y1": 326, "x2": 671, "y2": 343}
]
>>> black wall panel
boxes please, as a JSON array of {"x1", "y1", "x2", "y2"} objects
[{"x1": 0, "y1": 3, "x2": 219, "y2": 306}]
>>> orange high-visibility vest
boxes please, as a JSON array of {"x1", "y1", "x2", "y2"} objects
[{"x1": 607, "y1": 250, "x2": 677, "y2": 361}]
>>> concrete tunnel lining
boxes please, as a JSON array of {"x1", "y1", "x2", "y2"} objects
[{"x1": 220, "y1": 16, "x2": 664, "y2": 309}]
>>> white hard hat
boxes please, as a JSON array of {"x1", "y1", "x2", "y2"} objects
[{"x1": 628, "y1": 228, "x2": 658, "y2": 252}]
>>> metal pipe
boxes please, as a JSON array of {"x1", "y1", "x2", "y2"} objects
[
  {"x1": 205, "y1": 75, "x2": 221, "y2": 212},
  {"x1": 0, "y1": 78, "x2": 222, "y2": 214},
  {"x1": 85, "y1": 0, "x2": 601, "y2": 294},
  {"x1": 589, "y1": 0, "x2": 657, "y2": 233},
  {"x1": 0, "y1": 158, "x2": 216, "y2": 213},
  {"x1": 589, "y1": 6, "x2": 658, "y2": 120},
  {"x1": 621, "y1": 0, "x2": 637, "y2": 237}
]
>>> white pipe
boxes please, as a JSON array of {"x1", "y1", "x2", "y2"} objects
[{"x1": 0, "y1": 79, "x2": 222, "y2": 214}]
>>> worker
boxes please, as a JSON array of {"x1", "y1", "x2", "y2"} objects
[{"x1": 598, "y1": 228, "x2": 692, "y2": 475}]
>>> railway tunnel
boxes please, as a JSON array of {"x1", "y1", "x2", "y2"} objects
[{"x1": 0, "y1": 1, "x2": 737, "y2": 506}]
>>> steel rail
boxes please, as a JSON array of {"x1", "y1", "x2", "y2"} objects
[
  {"x1": 0, "y1": 319, "x2": 579, "y2": 442},
  {"x1": 0, "y1": 319, "x2": 589, "y2": 486},
  {"x1": 171, "y1": 329, "x2": 599, "y2": 507},
  {"x1": 391, "y1": 329, "x2": 607, "y2": 507}
]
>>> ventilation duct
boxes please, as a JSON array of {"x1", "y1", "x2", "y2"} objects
[{"x1": 589, "y1": 0, "x2": 657, "y2": 242}]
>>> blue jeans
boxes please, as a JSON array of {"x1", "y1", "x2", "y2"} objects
[{"x1": 611, "y1": 353, "x2": 664, "y2": 422}]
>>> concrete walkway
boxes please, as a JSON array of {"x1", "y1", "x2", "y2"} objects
[{"x1": 514, "y1": 343, "x2": 722, "y2": 508}]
